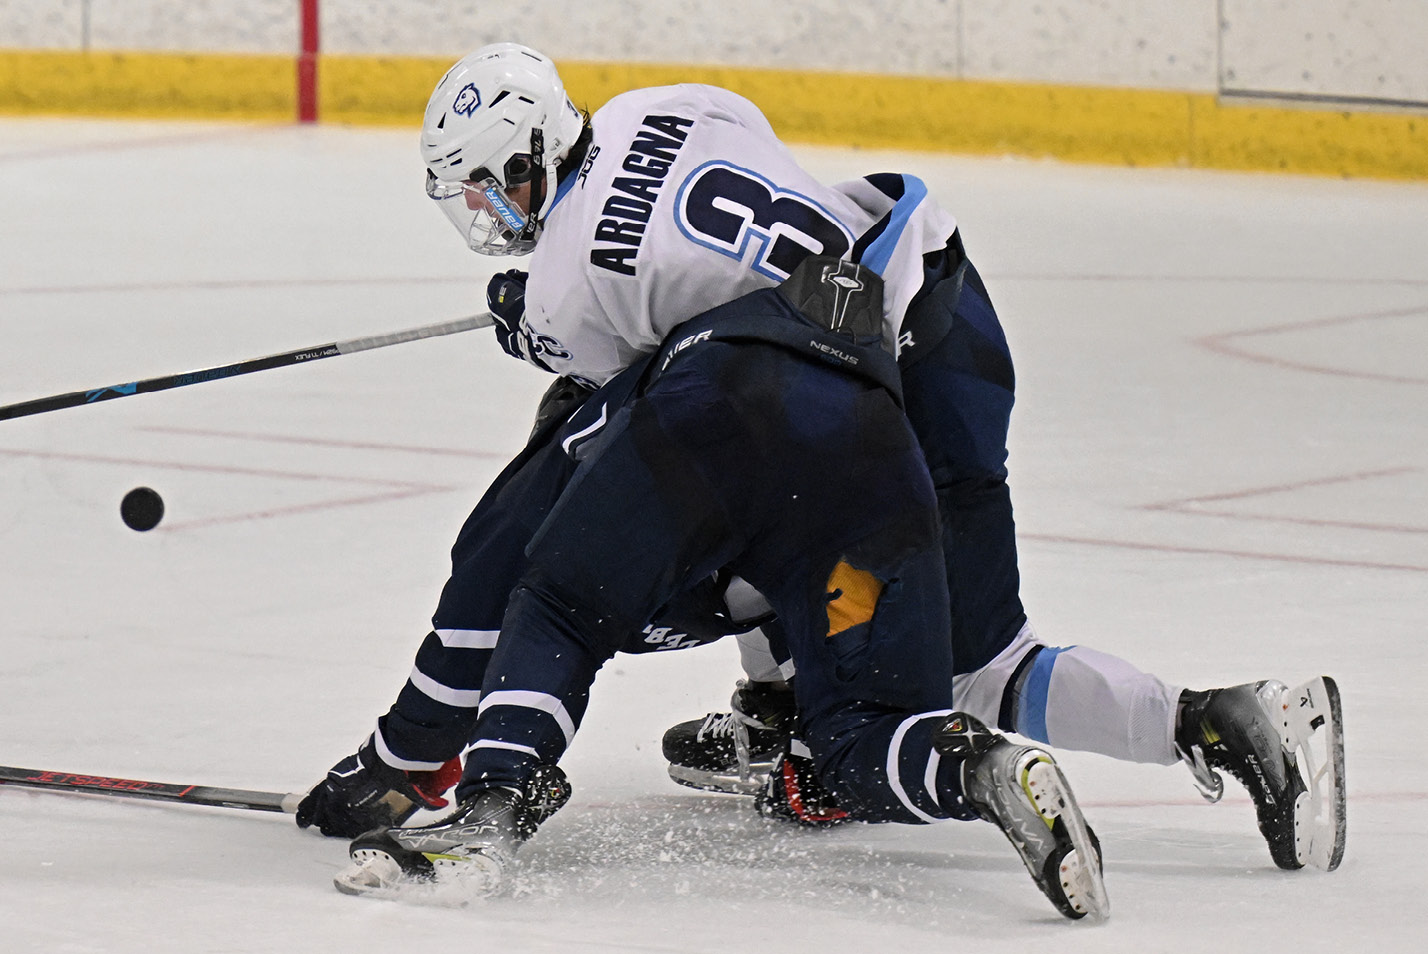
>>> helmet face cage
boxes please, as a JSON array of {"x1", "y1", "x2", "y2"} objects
[
  {"x1": 420, "y1": 44, "x2": 582, "y2": 257},
  {"x1": 425, "y1": 168, "x2": 538, "y2": 256}
]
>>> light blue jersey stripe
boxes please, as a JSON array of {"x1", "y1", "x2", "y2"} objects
[
  {"x1": 1021, "y1": 646, "x2": 1070, "y2": 743},
  {"x1": 547, "y1": 165, "x2": 580, "y2": 214},
  {"x1": 859, "y1": 175, "x2": 929, "y2": 276}
]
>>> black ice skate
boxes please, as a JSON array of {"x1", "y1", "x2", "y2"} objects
[
  {"x1": 1176, "y1": 676, "x2": 1346, "y2": 871},
  {"x1": 663, "y1": 681, "x2": 795, "y2": 795},
  {"x1": 333, "y1": 764, "x2": 572, "y2": 899},
  {"x1": 936, "y1": 713, "x2": 1109, "y2": 921}
]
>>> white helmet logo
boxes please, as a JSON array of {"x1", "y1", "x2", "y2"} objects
[{"x1": 453, "y1": 84, "x2": 482, "y2": 117}]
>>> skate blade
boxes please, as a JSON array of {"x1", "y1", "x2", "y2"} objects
[
  {"x1": 667, "y1": 762, "x2": 771, "y2": 796},
  {"x1": 333, "y1": 848, "x2": 409, "y2": 898},
  {"x1": 333, "y1": 847, "x2": 507, "y2": 904},
  {"x1": 1276, "y1": 676, "x2": 1347, "y2": 871},
  {"x1": 1024, "y1": 758, "x2": 1110, "y2": 921}
]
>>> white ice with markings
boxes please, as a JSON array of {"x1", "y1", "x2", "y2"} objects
[{"x1": 1, "y1": 118, "x2": 1424, "y2": 953}]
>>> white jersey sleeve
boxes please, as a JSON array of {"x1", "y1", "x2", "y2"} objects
[{"x1": 518, "y1": 85, "x2": 959, "y2": 385}]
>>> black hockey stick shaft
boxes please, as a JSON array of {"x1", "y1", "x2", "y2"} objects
[
  {"x1": 0, "y1": 312, "x2": 494, "y2": 422},
  {"x1": 0, "y1": 764, "x2": 302, "y2": 814}
]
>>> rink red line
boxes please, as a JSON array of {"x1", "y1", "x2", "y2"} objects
[
  {"x1": 1163, "y1": 509, "x2": 1428, "y2": 536},
  {"x1": 1203, "y1": 304, "x2": 1426, "y2": 339},
  {"x1": 1146, "y1": 467, "x2": 1428, "y2": 535},
  {"x1": 139, "y1": 425, "x2": 511, "y2": 460},
  {"x1": 0, "y1": 446, "x2": 444, "y2": 489},
  {"x1": 9, "y1": 448, "x2": 1418, "y2": 563},
  {"x1": 0, "y1": 437, "x2": 484, "y2": 528},
  {"x1": 0, "y1": 275, "x2": 474, "y2": 296},
  {"x1": 1194, "y1": 304, "x2": 1428, "y2": 385},
  {"x1": 0, "y1": 446, "x2": 463, "y2": 529},
  {"x1": 993, "y1": 273, "x2": 1428, "y2": 288},
  {"x1": 1153, "y1": 505, "x2": 1422, "y2": 536},
  {"x1": 1149, "y1": 466, "x2": 1414, "y2": 505},
  {"x1": 1022, "y1": 532, "x2": 1428, "y2": 573},
  {"x1": 1197, "y1": 341, "x2": 1428, "y2": 385},
  {"x1": 160, "y1": 486, "x2": 447, "y2": 531}
]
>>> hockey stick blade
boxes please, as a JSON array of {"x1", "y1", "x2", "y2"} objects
[
  {"x1": 0, "y1": 764, "x2": 303, "y2": 814},
  {"x1": 0, "y1": 312, "x2": 494, "y2": 422}
]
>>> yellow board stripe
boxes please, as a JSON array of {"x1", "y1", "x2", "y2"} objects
[
  {"x1": 0, "y1": 50, "x2": 295, "y2": 121},
  {"x1": 2, "y1": 50, "x2": 1424, "y2": 180}
]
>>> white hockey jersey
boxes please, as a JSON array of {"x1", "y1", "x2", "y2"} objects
[{"x1": 518, "y1": 84, "x2": 959, "y2": 386}]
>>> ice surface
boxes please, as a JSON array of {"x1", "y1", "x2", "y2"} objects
[{"x1": 1, "y1": 118, "x2": 1424, "y2": 952}]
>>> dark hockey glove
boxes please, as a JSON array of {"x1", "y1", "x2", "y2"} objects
[
  {"x1": 486, "y1": 268, "x2": 529, "y2": 361},
  {"x1": 295, "y1": 736, "x2": 462, "y2": 838},
  {"x1": 529, "y1": 375, "x2": 596, "y2": 441},
  {"x1": 755, "y1": 751, "x2": 850, "y2": 828}
]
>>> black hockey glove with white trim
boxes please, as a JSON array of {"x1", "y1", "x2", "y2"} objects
[
  {"x1": 528, "y1": 375, "x2": 595, "y2": 441},
  {"x1": 755, "y1": 751, "x2": 850, "y2": 828},
  {"x1": 295, "y1": 735, "x2": 462, "y2": 838},
  {"x1": 486, "y1": 269, "x2": 529, "y2": 362}
]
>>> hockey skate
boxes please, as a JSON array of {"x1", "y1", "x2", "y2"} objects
[
  {"x1": 663, "y1": 681, "x2": 794, "y2": 795},
  {"x1": 333, "y1": 764, "x2": 571, "y2": 900},
  {"x1": 1176, "y1": 675, "x2": 1346, "y2": 871},
  {"x1": 936, "y1": 713, "x2": 1109, "y2": 921}
]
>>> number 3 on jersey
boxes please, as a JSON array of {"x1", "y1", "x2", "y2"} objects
[{"x1": 675, "y1": 161, "x2": 853, "y2": 280}]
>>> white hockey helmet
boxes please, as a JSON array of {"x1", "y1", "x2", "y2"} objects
[{"x1": 421, "y1": 43, "x2": 584, "y2": 256}]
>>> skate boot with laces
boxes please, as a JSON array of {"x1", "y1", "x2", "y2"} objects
[
  {"x1": 663, "y1": 681, "x2": 795, "y2": 794},
  {"x1": 1175, "y1": 676, "x2": 1345, "y2": 871},
  {"x1": 936, "y1": 713, "x2": 1109, "y2": 921},
  {"x1": 333, "y1": 764, "x2": 572, "y2": 899}
]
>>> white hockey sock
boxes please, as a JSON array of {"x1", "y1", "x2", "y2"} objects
[
  {"x1": 737, "y1": 617, "x2": 1183, "y2": 765},
  {"x1": 953, "y1": 623, "x2": 1181, "y2": 765}
]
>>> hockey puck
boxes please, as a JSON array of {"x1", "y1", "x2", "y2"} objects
[{"x1": 120, "y1": 486, "x2": 165, "y2": 532}]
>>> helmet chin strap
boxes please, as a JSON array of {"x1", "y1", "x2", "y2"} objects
[
  {"x1": 526, "y1": 127, "x2": 552, "y2": 233},
  {"x1": 535, "y1": 164, "x2": 559, "y2": 223}
]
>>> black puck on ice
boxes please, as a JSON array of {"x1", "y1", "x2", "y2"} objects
[{"x1": 120, "y1": 486, "x2": 165, "y2": 532}]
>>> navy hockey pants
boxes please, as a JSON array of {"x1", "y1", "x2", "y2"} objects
[
  {"x1": 899, "y1": 248, "x2": 1026, "y2": 676},
  {"x1": 449, "y1": 320, "x2": 978, "y2": 824},
  {"x1": 373, "y1": 362, "x2": 749, "y2": 776}
]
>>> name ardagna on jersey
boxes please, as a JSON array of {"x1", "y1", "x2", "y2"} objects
[{"x1": 589, "y1": 114, "x2": 695, "y2": 277}]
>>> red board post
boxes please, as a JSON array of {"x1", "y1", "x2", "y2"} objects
[{"x1": 297, "y1": 0, "x2": 320, "y2": 123}]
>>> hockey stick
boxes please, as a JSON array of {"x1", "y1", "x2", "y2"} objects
[
  {"x1": 0, "y1": 312, "x2": 494, "y2": 422},
  {"x1": 0, "y1": 764, "x2": 303, "y2": 814}
]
